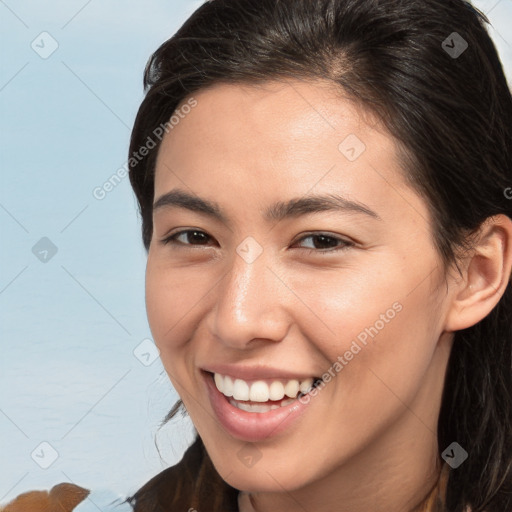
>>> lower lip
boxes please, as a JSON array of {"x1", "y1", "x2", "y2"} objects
[{"x1": 202, "y1": 371, "x2": 314, "y2": 442}]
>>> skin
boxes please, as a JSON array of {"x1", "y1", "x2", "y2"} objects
[{"x1": 145, "y1": 79, "x2": 512, "y2": 512}]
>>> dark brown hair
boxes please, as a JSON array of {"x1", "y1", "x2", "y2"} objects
[{"x1": 124, "y1": 1, "x2": 512, "y2": 510}]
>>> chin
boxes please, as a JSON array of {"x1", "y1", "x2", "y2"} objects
[{"x1": 212, "y1": 452, "x2": 316, "y2": 493}]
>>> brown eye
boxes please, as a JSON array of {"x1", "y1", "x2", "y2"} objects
[
  {"x1": 161, "y1": 229, "x2": 213, "y2": 246},
  {"x1": 293, "y1": 233, "x2": 353, "y2": 254}
]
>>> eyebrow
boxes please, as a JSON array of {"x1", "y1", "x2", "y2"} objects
[{"x1": 153, "y1": 188, "x2": 381, "y2": 224}]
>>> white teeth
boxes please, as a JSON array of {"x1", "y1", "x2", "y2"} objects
[
  {"x1": 232, "y1": 379, "x2": 250, "y2": 401},
  {"x1": 229, "y1": 397, "x2": 296, "y2": 413},
  {"x1": 249, "y1": 381, "x2": 270, "y2": 402},
  {"x1": 269, "y1": 381, "x2": 285, "y2": 401},
  {"x1": 213, "y1": 373, "x2": 316, "y2": 403},
  {"x1": 214, "y1": 372, "x2": 223, "y2": 391},
  {"x1": 223, "y1": 375, "x2": 234, "y2": 397},
  {"x1": 299, "y1": 378, "x2": 314, "y2": 394},
  {"x1": 284, "y1": 379, "x2": 300, "y2": 398}
]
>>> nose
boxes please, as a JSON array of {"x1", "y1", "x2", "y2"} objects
[{"x1": 208, "y1": 243, "x2": 291, "y2": 350}]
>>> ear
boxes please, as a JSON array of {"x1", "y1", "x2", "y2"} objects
[{"x1": 444, "y1": 214, "x2": 512, "y2": 332}]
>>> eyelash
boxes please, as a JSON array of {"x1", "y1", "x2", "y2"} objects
[{"x1": 160, "y1": 229, "x2": 354, "y2": 255}]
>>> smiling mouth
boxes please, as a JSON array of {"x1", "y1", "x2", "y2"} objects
[
  {"x1": 202, "y1": 368, "x2": 324, "y2": 440},
  {"x1": 206, "y1": 371, "x2": 323, "y2": 412}
]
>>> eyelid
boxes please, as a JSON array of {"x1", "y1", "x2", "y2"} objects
[
  {"x1": 161, "y1": 228, "x2": 215, "y2": 247},
  {"x1": 292, "y1": 231, "x2": 353, "y2": 245},
  {"x1": 160, "y1": 229, "x2": 354, "y2": 254},
  {"x1": 292, "y1": 232, "x2": 354, "y2": 254}
]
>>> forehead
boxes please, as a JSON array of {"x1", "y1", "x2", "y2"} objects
[
  {"x1": 152, "y1": 79, "x2": 427, "y2": 228},
  {"x1": 155, "y1": 78, "x2": 396, "y2": 177},
  {"x1": 165, "y1": 78, "x2": 384, "y2": 151}
]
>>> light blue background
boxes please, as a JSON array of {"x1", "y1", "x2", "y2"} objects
[{"x1": 1, "y1": 0, "x2": 511, "y2": 507}]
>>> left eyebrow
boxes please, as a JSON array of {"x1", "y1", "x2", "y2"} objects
[
  {"x1": 152, "y1": 188, "x2": 382, "y2": 224},
  {"x1": 265, "y1": 193, "x2": 382, "y2": 222}
]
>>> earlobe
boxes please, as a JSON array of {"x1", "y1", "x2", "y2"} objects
[{"x1": 444, "y1": 214, "x2": 512, "y2": 332}]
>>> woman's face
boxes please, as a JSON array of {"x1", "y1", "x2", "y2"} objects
[{"x1": 146, "y1": 79, "x2": 455, "y2": 495}]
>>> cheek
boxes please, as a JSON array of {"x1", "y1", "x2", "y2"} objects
[
  {"x1": 144, "y1": 259, "x2": 210, "y2": 347},
  {"x1": 358, "y1": 302, "x2": 441, "y2": 431},
  {"x1": 287, "y1": 264, "x2": 442, "y2": 396},
  {"x1": 283, "y1": 262, "x2": 407, "y2": 350},
  {"x1": 144, "y1": 258, "x2": 222, "y2": 396},
  {"x1": 144, "y1": 265, "x2": 195, "y2": 392}
]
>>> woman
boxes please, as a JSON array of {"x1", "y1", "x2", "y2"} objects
[{"x1": 123, "y1": 0, "x2": 512, "y2": 510}]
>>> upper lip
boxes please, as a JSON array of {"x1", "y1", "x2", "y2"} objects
[{"x1": 201, "y1": 363, "x2": 319, "y2": 382}]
